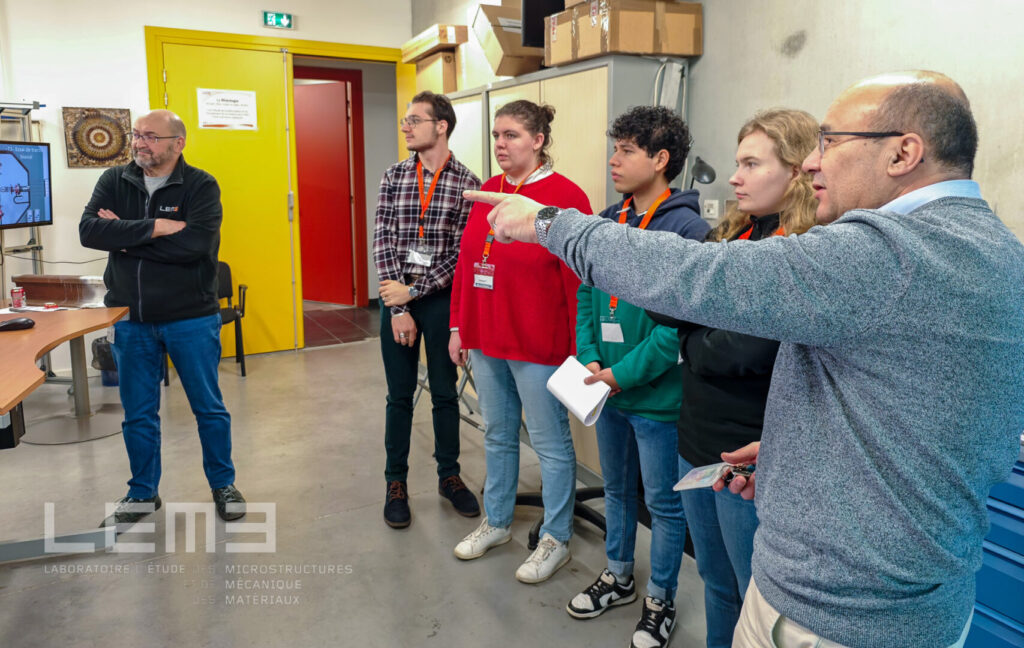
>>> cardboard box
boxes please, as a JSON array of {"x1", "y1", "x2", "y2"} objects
[
  {"x1": 472, "y1": 4, "x2": 544, "y2": 77},
  {"x1": 544, "y1": 7, "x2": 578, "y2": 67},
  {"x1": 415, "y1": 52, "x2": 457, "y2": 94},
  {"x1": 575, "y1": 0, "x2": 702, "y2": 61},
  {"x1": 402, "y1": 24, "x2": 468, "y2": 64}
]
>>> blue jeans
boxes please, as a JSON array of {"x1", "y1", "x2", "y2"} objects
[
  {"x1": 597, "y1": 405, "x2": 686, "y2": 602},
  {"x1": 469, "y1": 350, "x2": 576, "y2": 542},
  {"x1": 112, "y1": 313, "x2": 235, "y2": 499},
  {"x1": 678, "y1": 455, "x2": 759, "y2": 648}
]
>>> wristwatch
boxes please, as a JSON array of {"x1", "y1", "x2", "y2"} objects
[
  {"x1": 408, "y1": 285, "x2": 420, "y2": 299},
  {"x1": 535, "y1": 206, "x2": 562, "y2": 247}
]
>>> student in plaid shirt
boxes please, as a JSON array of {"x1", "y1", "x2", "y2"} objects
[{"x1": 373, "y1": 91, "x2": 481, "y2": 529}]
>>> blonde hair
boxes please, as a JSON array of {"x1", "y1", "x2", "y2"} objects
[{"x1": 708, "y1": 109, "x2": 819, "y2": 241}]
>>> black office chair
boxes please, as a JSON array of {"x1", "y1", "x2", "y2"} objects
[
  {"x1": 163, "y1": 261, "x2": 248, "y2": 385},
  {"x1": 218, "y1": 261, "x2": 248, "y2": 377}
]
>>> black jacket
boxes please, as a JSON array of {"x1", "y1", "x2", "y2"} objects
[
  {"x1": 647, "y1": 213, "x2": 782, "y2": 466},
  {"x1": 80, "y1": 156, "x2": 222, "y2": 322}
]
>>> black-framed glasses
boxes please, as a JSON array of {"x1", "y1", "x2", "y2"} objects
[
  {"x1": 818, "y1": 130, "x2": 904, "y2": 155},
  {"x1": 399, "y1": 116, "x2": 437, "y2": 128},
  {"x1": 129, "y1": 131, "x2": 181, "y2": 145}
]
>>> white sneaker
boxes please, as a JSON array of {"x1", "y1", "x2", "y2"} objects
[
  {"x1": 515, "y1": 533, "x2": 570, "y2": 584},
  {"x1": 454, "y1": 517, "x2": 511, "y2": 560}
]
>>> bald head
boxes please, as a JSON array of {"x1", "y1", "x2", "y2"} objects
[
  {"x1": 141, "y1": 109, "x2": 187, "y2": 139},
  {"x1": 847, "y1": 71, "x2": 977, "y2": 177}
]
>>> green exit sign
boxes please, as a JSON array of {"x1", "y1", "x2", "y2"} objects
[{"x1": 262, "y1": 11, "x2": 295, "y2": 29}]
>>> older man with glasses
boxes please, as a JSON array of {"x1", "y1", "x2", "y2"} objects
[
  {"x1": 468, "y1": 71, "x2": 1024, "y2": 648},
  {"x1": 373, "y1": 91, "x2": 481, "y2": 529},
  {"x1": 80, "y1": 109, "x2": 246, "y2": 529}
]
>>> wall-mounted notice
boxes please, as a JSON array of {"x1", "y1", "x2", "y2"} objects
[{"x1": 197, "y1": 89, "x2": 258, "y2": 130}]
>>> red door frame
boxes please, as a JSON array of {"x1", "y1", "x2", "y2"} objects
[{"x1": 293, "y1": 65, "x2": 368, "y2": 306}]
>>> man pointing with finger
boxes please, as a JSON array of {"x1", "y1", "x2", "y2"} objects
[
  {"x1": 467, "y1": 72, "x2": 1024, "y2": 648},
  {"x1": 80, "y1": 109, "x2": 246, "y2": 530}
]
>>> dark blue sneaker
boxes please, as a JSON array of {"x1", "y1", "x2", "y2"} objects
[{"x1": 384, "y1": 480, "x2": 411, "y2": 528}]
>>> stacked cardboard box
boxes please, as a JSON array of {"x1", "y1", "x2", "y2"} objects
[
  {"x1": 402, "y1": 24, "x2": 468, "y2": 93},
  {"x1": 545, "y1": 0, "x2": 703, "y2": 67},
  {"x1": 472, "y1": 4, "x2": 545, "y2": 77}
]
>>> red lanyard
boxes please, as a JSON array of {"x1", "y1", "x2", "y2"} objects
[
  {"x1": 608, "y1": 188, "x2": 671, "y2": 314},
  {"x1": 481, "y1": 163, "x2": 544, "y2": 261},
  {"x1": 416, "y1": 153, "x2": 450, "y2": 239},
  {"x1": 738, "y1": 224, "x2": 786, "y2": 239}
]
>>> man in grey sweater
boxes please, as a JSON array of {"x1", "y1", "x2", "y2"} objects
[{"x1": 466, "y1": 72, "x2": 1024, "y2": 648}]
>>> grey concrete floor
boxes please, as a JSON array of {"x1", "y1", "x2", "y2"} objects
[{"x1": 0, "y1": 340, "x2": 708, "y2": 648}]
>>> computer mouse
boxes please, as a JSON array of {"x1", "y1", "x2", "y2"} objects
[{"x1": 0, "y1": 317, "x2": 35, "y2": 331}]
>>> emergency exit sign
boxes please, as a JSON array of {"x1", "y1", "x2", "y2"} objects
[{"x1": 262, "y1": 11, "x2": 295, "y2": 29}]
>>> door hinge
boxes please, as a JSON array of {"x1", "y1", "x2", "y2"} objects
[
  {"x1": 163, "y1": 92, "x2": 168, "y2": 107},
  {"x1": 162, "y1": 69, "x2": 167, "y2": 83},
  {"x1": 287, "y1": 191, "x2": 295, "y2": 222}
]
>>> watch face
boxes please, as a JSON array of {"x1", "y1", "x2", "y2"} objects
[{"x1": 537, "y1": 206, "x2": 559, "y2": 221}]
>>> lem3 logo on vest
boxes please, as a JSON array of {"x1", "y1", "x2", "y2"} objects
[{"x1": 158, "y1": 205, "x2": 180, "y2": 213}]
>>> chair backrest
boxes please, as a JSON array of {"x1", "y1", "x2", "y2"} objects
[{"x1": 217, "y1": 261, "x2": 233, "y2": 301}]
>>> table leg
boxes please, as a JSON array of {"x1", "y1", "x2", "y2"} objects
[{"x1": 68, "y1": 335, "x2": 91, "y2": 417}]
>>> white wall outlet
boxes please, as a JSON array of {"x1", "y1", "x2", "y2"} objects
[{"x1": 702, "y1": 199, "x2": 720, "y2": 221}]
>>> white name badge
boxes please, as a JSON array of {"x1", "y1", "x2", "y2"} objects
[
  {"x1": 473, "y1": 262, "x2": 495, "y2": 290},
  {"x1": 406, "y1": 247, "x2": 432, "y2": 267},
  {"x1": 600, "y1": 317, "x2": 624, "y2": 343}
]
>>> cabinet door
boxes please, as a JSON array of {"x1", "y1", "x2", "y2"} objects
[
  {"x1": 541, "y1": 66, "x2": 609, "y2": 212},
  {"x1": 450, "y1": 94, "x2": 486, "y2": 181},
  {"x1": 486, "y1": 82, "x2": 541, "y2": 179}
]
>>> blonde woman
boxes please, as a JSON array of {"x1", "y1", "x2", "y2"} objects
[{"x1": 650, "y1": 109, "x2": 819, "y2": 648}]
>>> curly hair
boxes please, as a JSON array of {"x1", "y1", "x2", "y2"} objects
[
  {"x1": 494, "y1": 100, "x2": 556, "y2": 165},
  {"x1": 607, "y1": 105, "x2": 692, "y2": 182},
  {"x1": 708, "y1": 109, "x2": 819, "y2": 241}
]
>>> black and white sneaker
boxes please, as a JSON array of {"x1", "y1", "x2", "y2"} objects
[
  {"x1": 566, "y1": 569, "x2": 637, "y2": 619},
  {"x1": 630, "y1": 596, "x2": 676, "y2": 648}
]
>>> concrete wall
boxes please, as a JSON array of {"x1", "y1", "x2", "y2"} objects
[{"x1": 683, "y1": 0, "x2": 1024, "y2": 237}]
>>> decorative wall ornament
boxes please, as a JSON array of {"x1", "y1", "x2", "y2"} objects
[{"x1": 62, "y1": 107, "x2": 131, "y2": 168}]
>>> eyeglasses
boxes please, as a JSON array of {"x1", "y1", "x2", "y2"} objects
[
  {"x1": 399, "y1": 116, "x2": 437, "y2": 128},
  {"x1": 818, "y1": 130, "x2": 904, "y2": 156},
  {"x1": 130, "y1": 131, "x2": 181, "y2": 145}
]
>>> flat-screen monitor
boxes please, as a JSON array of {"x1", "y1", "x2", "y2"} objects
[
  {"x1": 522, "y1": 0, "x2": 565, "y2": 48},
  {"x1": 0, "y1": 140, "x2": 53, "y2": 230}
]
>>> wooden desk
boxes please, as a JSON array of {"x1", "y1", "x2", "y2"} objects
[{"x1": 0, "y1": 307, "x2": 128, "y2": 445}]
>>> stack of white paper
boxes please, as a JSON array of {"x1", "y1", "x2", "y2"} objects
[{"x1": 546, "y1": 356, "x2": 611, "y2": 426}]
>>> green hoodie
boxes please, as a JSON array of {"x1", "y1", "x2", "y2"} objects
[
  {"x1": 574, "y1": 189, "x2": 709, "y2": 421},
  {"x1": 576, "y1": 282, "x2": 682, "y2": 420}
]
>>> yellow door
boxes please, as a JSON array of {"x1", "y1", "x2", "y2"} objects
[{"x1": 160, "y1": 43, "x2": 302, "y2": 355}]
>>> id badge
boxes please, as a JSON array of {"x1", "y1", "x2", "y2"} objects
[
  {"x1": 473, "y1": 262, "x2": 495, "y2": 290},
  {"x1": 600, "y1": 316, "x2": 625, "y2": 343},
  {"x1": 406, "y1": 246, "x2": 433, "y2": 267}
]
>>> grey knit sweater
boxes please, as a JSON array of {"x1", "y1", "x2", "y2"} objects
[{"x1": 547, "y1": 195, "x2": 1024, "y2": 647}]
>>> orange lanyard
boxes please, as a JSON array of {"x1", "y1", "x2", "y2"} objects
[
  {"x1": 481, "y1": 163, "x2": 544, "y2": 261},
  {"x1": 738, "y1": 224, "x2": 786, "y2": 240},
  {"x1": 608, "y1": 188, "x2": 671, "y2": 315},
  {"x1": 416, "y1": 153, "x2": 450, "y2": 239}
]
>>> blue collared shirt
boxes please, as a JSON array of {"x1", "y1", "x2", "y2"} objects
[{"x1": 880, "y1": 179, "x2": 982, "y2": 215}]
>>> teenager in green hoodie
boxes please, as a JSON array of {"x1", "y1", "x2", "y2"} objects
[{"x1": 566, "y1": 106, "x2": 710, "y2": 648}]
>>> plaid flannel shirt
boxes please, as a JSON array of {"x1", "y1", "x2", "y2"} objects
[{"x1": 373, "y1": 152, "x2": 480, "y2": 315}]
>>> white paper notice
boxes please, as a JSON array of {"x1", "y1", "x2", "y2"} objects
[
  {"x1": 197, "y1": 89, "x2": 258, "y2": 130},
  {"x1": 546, "y1": 356, "x2": 611, "y2": 426}
]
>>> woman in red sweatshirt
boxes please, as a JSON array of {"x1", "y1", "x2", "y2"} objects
[{"x1": 448, "y1": 100, "x2": 591, "y2": 584}]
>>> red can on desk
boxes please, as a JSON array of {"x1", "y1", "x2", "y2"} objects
[{"x1": 10, "y1": 287, "x2": 25, "y2": 308}]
